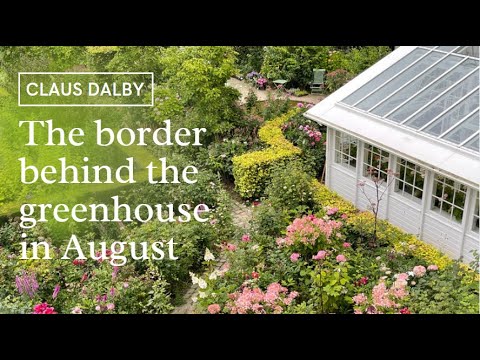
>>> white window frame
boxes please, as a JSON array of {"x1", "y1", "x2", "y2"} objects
[
  {"x1": 394, "y1": 157, "x2": 426, "y2": 204},
  {"x1": 431, "y1": 173, "x2": 468, "y2": 223},
  {"x1": 334, "y1": 130, "x2": 358, "y2": 170}
]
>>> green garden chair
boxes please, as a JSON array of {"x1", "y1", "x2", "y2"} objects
[{"x1": 310, "y1": 69, "x2": 325, "y2": 93}]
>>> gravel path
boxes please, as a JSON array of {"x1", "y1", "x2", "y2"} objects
[
  {"x1": 171, "y1": 199, "x2": 253, "y2": 314},
  {"x1": 226, "y1": 77, "x2": 325, "y2": 105}
]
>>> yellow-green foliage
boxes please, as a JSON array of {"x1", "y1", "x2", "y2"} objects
[
  {"x1": 233, "y1": 109, "x2": 301, "y2": 198},
  {"x1": 86, "y1": 46, "x2": 119, "y2": 54},
  {"x1": 311, "y1": 180, "x2": 452, "y2": 269}
]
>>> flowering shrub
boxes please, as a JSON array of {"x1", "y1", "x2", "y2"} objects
[
  {"x1": 276, "y1": 214, "x2": 342, "y2": 256},
  {"x1": 226, "y1": 283, "x2": 298, "y2": 314},
  {"x1": 256, "y1": 77, "x2": 268, "y2": 88},
  {"x1": 324, "y1": 69, "x2": 353, "y2": 93}
]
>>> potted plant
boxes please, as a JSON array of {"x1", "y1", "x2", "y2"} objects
[{"x1": 257, "y1": 77, "x2": 268, "y2": 90}]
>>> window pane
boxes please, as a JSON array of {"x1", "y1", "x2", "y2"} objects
[
  {"x1": 342, "y1": 48, "x2": 428, "y2": 105},
  {"x1": 403, "y1": 71, "x2": 478, "y2": 129},
  {"x1": 424, "y1": 91, "x2": 479, "y2": 136},
  {"x1": 436, "y1": 46, "x2": 458, "y2": 52},
  {"x1": 473, "y1": 192, "x2": 479, "y2": 233},
  {"x1": 442, "y1": 111, "x2": 479, "y2": 144},
  {"x1": 355, "y1": 52, "x2": 444, "y2": 111},
  {"x1": 395, "y1": 157, "x2": 425, "y2": 202},
  {"x1": 387, "y1": 60, "x2": 478, "y2": 122},
  {"x1": 431, "y1": 174, "x2": 467, "y2": 223},
  {"x1": 334, "y1": 131, "x2": 357, "y2": 170},
  {"x1": 464, "y1": 134, "x2": 479, "y2": 152},
  {"x1": 372, "y1": 55, "x2": 463, "y2": 117}
]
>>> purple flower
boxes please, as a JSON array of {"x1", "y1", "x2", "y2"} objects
[
  {"x1": 52, "y1": 284, "x2": 60, "y2": 300},
  {"x1": 297, "y1": 102, "x2": 304, "y2": 108},
  {"x1": 15, "y1": 271, "x2": 39, "y2": 299}
]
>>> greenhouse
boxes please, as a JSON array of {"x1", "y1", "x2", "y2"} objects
[{"x1": 305, "y1": 46, "x2": 479, "y2": 263}]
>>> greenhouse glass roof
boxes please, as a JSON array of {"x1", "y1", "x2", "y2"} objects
[{"x1": 341, "y1": 46, "x2": 479, "y2": 153}]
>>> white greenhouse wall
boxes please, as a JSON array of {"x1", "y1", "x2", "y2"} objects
[
  {"x1": 422, "y1": 213, "x2": 463, "y2": 259},
  {"x1": 323, "y1": 126, "x2": 479, "y2": 265},
  {"x1": 387, "y1": 195, "x2": 422, "y2": 237}
]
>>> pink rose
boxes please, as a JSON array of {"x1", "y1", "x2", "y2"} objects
[
  {"x1": 208, "y1": 304, "x2": 221, "y2": 314},
  {"x1": 336, "y1": 254, "x2": 347, "y2": 263},
  {"x1": 427, "y1": 265, "x2": 438, "y2": 271},
  {"x1": 343, "y1": 242, "x2": 351, "y2": 248},
  {"x1": 312, "y1": 250, "x2": 327, "y2": 260},
  {"x1": 290, "y1": 253, "x2": 300, "y2": 262},
  {"x1": 106, "y1": 303, "x2": 115, "y2": 311}
]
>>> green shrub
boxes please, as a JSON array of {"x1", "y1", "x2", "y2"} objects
[
  {"x1": 261, "y1": 46, "x2": 331, "y2": 89},
  {"x1": 404, "y1": 262, "x2": 479, "y2": 314},
  {"x1": 265, "y1": 161, "x2": 317, "y2": 214},
  {"x1": 232, "y1": 109, "x2": 301, "y2": 198},
  {"x1": 324, "y1": 69, "x2": 354, "y2": 93}
]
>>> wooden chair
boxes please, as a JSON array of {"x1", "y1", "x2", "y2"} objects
[{"x1": 310, "y1": 69, "x2": 325, "y2": 93}]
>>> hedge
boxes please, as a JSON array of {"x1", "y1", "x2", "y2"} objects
[
  {"x1": 310, "y1": 180, "x2": 453, "y2": 270},
  {"x1": 232, "y1": 108, "x2": 301, "y2": 198}
]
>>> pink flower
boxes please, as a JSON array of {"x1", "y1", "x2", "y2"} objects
[
  {"x1": 71, "y1": 306, "x2": 82, "y2": 314},
  {"x1": 427, "y1": 265, "x2": 438, "y2": 271},
  {"x1": 399, "y1": 307, "x2": 411, "y2": 314},
  {"x1": 290, "y1": 253, "x2": 301, "y2": 262},
  {"x1": 312, "y1": 250, "x2": 327, "y2": 260},
  {"x1": 352, "y1": 293, "x2": 367, "y2": 305},
  {"x1": 413, "y1": 265, "x2": 427, "y2": 277},
  {"x1": 342, "y1": 242, "x2": 351, "y2": 248},
  {"x1": 106, "y1": 303, "x2": 115, "y2": 311},
  {"x1": 210, "y1": 219, "x2": 217, "y2": 225},
  {"x1": 251, "y1": 271, "x2": 260, "y2": 279},
  {"x1": 123, "y1": 282, "x2": 129, "y2": 289},
  {"x1": 226, "y1": 243, "x2": 237, "y2": 251},
  {"x1": 241, "y1": 234, "x2": 251, "y2": 242},
  {"x1": 95, "y1": 305, "x2": 101, "y2": 312},
  {"x1": 354, "y1": 308, "x2": 362, "y2": 314},
  {"x1": 326, "y1": 207, "x2": 339, "y2": 216},
  {"x1": 52, "y1": 284, "x2": 60, "y2": 300},
  {"x1": 33, "y1": 302, "x2": 57, "y2": 315},
  {"x1": 297, "y1": 102, "x2": 304, "y2": 108},
  {"x1": 395, "y1": 273, "x2": 409, "y2": 281},
  {"x1": 208, "y1": 304, "x2": 221, "y2": 314},
  {"x1": 336, "y1": 254, "x2": 347, "y2": 263},
  {"x1": 340, "y1": 214, "x2": 348, "y2": 220}
]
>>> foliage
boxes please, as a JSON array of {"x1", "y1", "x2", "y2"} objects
[
  {"x1": 281, "y1": 112, "x2": 326, "y2": 178},
  {"x1": 311, "y1": 181, "x2": 453, "y2": 269},
  {"x1": 142, "y1": 262, "x2": 174, "y2": 314},
  {"x1": 234, "y1": 46, "x2": 265, "y2": 74},
  {"x1": 265, "y1": 161, "x2": 317, "y2": 214},
  {"x1": 326, "y1": 47, "x2": 392, "y2": 74},
  {"x1": 157, "y1": 46, "x2": 241, "y2": 137},
  {"x1": 261, "y1": 46, "x2": 332, "y2": 89},
  {"x1": 0, "y1": 46, "x2": 87, "y2": 92},
  {"x1": 404, "y1": 262, "x2": 479, "y2": 314},
  {"x1": 245, "y1": 90, "x2": 258, "y2": 112},
  {"x1": 324, "y1": 69, "x2": 354, "y2": 93},
  {"x1": 232, "y1": 109, "x2": 301, "y2": 198}
]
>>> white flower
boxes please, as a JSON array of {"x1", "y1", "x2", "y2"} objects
[
  {"x1": 198, "y1": 278, "x2": 207, "y2": 289},
  {"x1": 376, "y1": 256, "x2": 381, "y2": 261},
  {"x1": 211, "y1": 292, "x2": 217, "y2": 297},
  {"x1": 199, "y1": 291, "x2": 207, "y2": 299},
  {"x1": 189, "y1": 272, "x2": 199, "y2": 285},
  {"x1": 407, "y1": 271, "x2": 415, "y2": 277},
  {"x1": 209, "y1": 271, "x2": 219, "y2": 280},
  {"x1": 410, "y1": 281, "x2": 416, "y2": 286},
  {"x1": 191, "y1": 296, "x2": 198, "y2": 303},
  {"x1": 204, "y1": 248, "x2": 215, "y2": 262},
  {"x1": 251, "y1": 244, "x2": 260, "y2": 251},
  {"x1": 385, "y1": 271, "x2": 391, "y2": 275}
]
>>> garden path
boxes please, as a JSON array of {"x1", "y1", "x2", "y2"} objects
[
  {"x1": 226, "y1": 77, "x2": 325, "y2": 105},
  {"x1": 171, "y1": 199, "x2": 253, "y2": 314}
]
